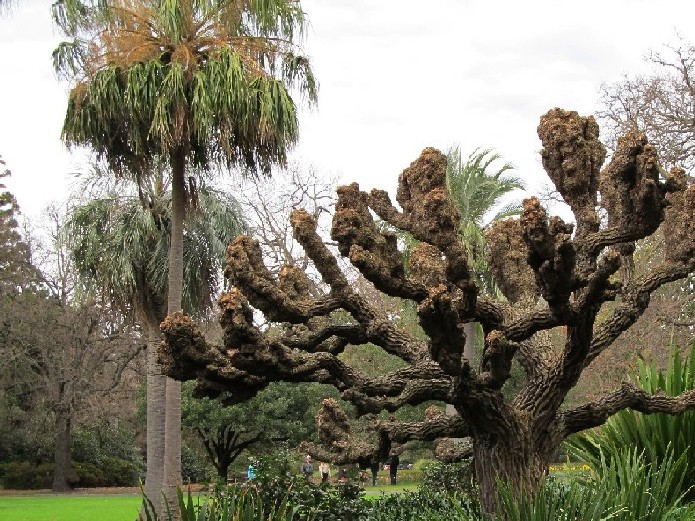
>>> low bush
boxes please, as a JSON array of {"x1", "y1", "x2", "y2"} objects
[
  {"x1": 99, "y1": 457, "x2": 140, "y2": 486},
  {"x1": 73, "y1": 462, "x2": 107, "y2": 488},
  {"x1": 420, "y1": 458, "x2": 475, "y2": 497},
  {"x1": 368, "y1": 490, "x2": 479, "y2": 521},
  {"x1": 0, "y1": 461, "x2": 53, "y2": 489}
]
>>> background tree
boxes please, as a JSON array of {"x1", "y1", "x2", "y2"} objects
[
  {"x1": 0, "y1": 185, "x2": 142, "y2": 491},
  {"x1": 160, "y1": 109, "x2": 695, "y2": 515},
  {"x1": 181, "y1": 379, "x2": 335, "y2": 481},
  {"x1": 54, "y1": 0, "x2": 316, "y2": 509},
  {"x1": 65, "y1": 171, "x2": 245, "y2": 506},
  {"x1": 445, "y1": 146, "x2": 525, "y2": 363},
  {"x1": 0, "y1": 158, "x2": 39, "y2": 293},
  {"x1": 564, "y1": 36, "x2": 695, "y2": 401},
  {"x1": 597, "y1": 36, "x2": 695, "y2": 175}
]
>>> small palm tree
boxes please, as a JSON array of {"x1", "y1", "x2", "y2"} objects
[
  {"x1": 65, "y1": 169, "x2": 246, "y2": 512},
  {"x1": 445, "y1": 146, "x2": 525, "y2": 363}
]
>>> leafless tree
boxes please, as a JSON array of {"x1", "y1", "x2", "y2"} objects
[{"x1": 598, "y1": 36, "x2": 695, "y2": 175}]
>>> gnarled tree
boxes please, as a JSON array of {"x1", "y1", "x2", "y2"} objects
[{"x1": 159, "y1": 108, "x2": 695, "y2": 514}]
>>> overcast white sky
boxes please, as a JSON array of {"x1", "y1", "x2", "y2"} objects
[{"x1": 1, "y1": 0, "x2": 694, "y2": 219}]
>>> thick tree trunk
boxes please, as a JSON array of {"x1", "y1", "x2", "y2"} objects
[
  {"x1": 52, "y1": 409, "x2": 72, "y2": 492},
  {"x1": 472, "y1": 429, "x2": 552, "y2": 516},
  {"x1": 142, "y1": 324, "x2": 167, "y2": 517},
  {"x1": 162, "y1": 150, "x2": 186, "y2": 518}
]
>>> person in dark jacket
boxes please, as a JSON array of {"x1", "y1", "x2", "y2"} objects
[
  {"x1": 388, "y1": 451, "x2": 399, "y2": 485},
  {"x1": 370, "y1": 460, "x2": 380, "y2": 486}
]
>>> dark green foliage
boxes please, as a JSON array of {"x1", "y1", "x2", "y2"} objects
[
  {"x1": 99, "y1": 457, "x2": 141, "y2": 487},
  {"x1": 0, "y1": 461, "x2": 53, "y2": 489},
  {"x1": 420, "y1": 459, "x2": 476, "y2": 496},
  {"x1": 72, "y1": 422, "x2": 141, "y2": 466},
  {"x1": 368, "y1": 490, "x2": 480, "y2": 521},
  {"x1": 72, "y1": 462, "x2": 106, "y2": 488},
  {"x1": 566, "y1": 341, "x2": 695, "y2": 500},
  {"x1": 181, "y1": 443, "x2": 213, "y2": 484},
  {"x1": 251, "y1": 447, "x2": 370, "y2": 521},
  {"x1": 72, "y1": 459, "x2": 141, "y2": 488},
  {"x1": 71, "y1": 422, "x2": 143, "y2": 486},
  {"x1": 0, "y1": 159, "x2": 39, "y2": 294},
  {"x1": 498, "y1": 447, "x2": 693, "y2": 521}
]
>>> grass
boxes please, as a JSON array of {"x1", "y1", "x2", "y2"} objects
[
  {"x1": 0, "y1": 483, "x2": 419, "y2": 520},
  {"x1": 0, "y1": 495, "x2": 142, "y2": 521}
]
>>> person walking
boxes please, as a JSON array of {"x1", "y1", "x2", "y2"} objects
[
  {"x1": 247, "y1": 461, "x2": 256, "y2": 481},
  {"x1": 370, "y1": 460, "x2": 380, "y2": 486},
  {"x1": 301, "y1": 455, "x2": 314, "y2": 480},
  {"x1": 319, "y1": 461, "x2": 330, "y2": 483},
  {"x1": 388, "y1": 451, "x2": 399, "y2": 485}
]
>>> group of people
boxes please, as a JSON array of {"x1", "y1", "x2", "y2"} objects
[{"x1": 299, "y1": 451, "x2": 401, "y2": 485}]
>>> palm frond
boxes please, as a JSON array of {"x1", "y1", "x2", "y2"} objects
[
  {"x1": 65, "y1": 170, "x2": 247, "y2": 319},
  {"x1": 57, "y1": 0, "x2": 316, "y2": 176}
]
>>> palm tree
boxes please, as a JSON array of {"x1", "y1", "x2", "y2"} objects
[
  {"x1": 54, "y1": 0, "x2": 315, "y2": 512},
  {"x1": 445, "y1": 146, "x2": 525, "y2": 363},
  {"x1": 65, "y1": 170, "x2": 245, "y2": 512}
]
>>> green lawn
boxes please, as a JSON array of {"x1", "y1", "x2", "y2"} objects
[
  {"x1": 0, "y1": 484, "x2": 420, "y2": 520},
  {"x1": 0, "y1": 495, "x2": 142, "y2": 521}
]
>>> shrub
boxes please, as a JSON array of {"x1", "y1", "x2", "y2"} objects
[
  {"x1": 565, "y1": 341, "x2": 695, "y2": 500},
  {"x1": 251, "y1": 448, "x2": 370, "y2": 521},
  {"x1": 0, "y1": 461, "x2": 53, "y2": 489},
  {"x1": 420, "y1": 458, "x2": 475, "y2": 497},
  {"x1": 73, "y1": 461, "x2": 107, "y2": 487},
  {"x1": 368, "y1": 490, "x2": 479, "y2": 521},
  {"x1": 100, "y1": 456, "x2": 140, "y2": 486},
  {"x1": 181, "y1": 443, "x2": 213, "y2": 484}
]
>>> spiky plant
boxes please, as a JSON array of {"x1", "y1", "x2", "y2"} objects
[{"x1": 566, "y1": 341, "x2": 695, "y2": 501}]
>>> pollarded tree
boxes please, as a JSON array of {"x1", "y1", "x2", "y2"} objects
[
  {"x1": 54, "y1": 0, "x2": 316, "y2": 511},
  {"x1": 158, "y1": 109, "x2": 695, "y2": 515}
]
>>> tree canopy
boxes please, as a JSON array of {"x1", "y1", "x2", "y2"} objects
[{"x1": 53, "y1": 0, "x2": 317, "y2": 177}]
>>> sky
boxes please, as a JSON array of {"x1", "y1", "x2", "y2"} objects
[{"x1": 1, "y1": 0, "x2": 695, "y2": 220}]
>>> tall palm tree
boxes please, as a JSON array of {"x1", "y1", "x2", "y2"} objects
[
  {"x1": 54, "y1": 0, "x2": 315, "y2": 512},
  {"x1": 445, "y1": 146, "x2": 525, "y2": 363},
  {"x1": 65, "y1": 171, "x2": 245, "y2": 512}
]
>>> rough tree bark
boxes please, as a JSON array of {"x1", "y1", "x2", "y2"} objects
[
  {"x1": 159, "y1": 108, "x2": 695, "y2": 515},
  {"x1": 52, "y1": 405, "x2": 73, "y2": 492}
]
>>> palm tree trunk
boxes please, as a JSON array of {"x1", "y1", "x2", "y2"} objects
[
  {"x1": 162, "y1": 149, "x2": 186, "y2": 516},
  {"x1": 142, "y1": 322, "x2": 167, "y2": 516}
]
